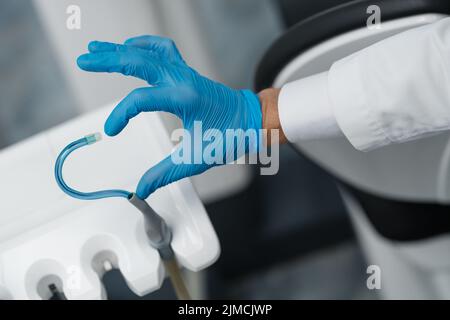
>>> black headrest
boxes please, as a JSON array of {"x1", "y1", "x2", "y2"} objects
[{"x1": 255, "y1": 0, "x2": 450, "y2": 91}]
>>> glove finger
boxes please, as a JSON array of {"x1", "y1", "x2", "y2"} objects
[
  {"x1": 88, "y1": 41, "x2": 120, "y2": 53},
  {"x1": 77, "y1": 51, "x2": 162, "y2": 84},
  {"x1": 105, "y1": 87, "x2": 184, "y2": 136},
  {"x1": 136, "y1": 152, "x2": 207, "y2": 199},
  {"x1": 124, "y1": 35, "x2": 185, "y2": 63},
  {"x1": 88, "y1": 41, "x2": 160, "y2": 59}
]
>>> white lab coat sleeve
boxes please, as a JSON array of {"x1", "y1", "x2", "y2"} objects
[
  {"x1": 278, "y1": 17, "x2": 450, "y2": 151},
  {"x1": 278, "y1": 71, "x2": 344, "y2": 141}
]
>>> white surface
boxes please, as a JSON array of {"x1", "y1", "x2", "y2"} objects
[
  {"x1": 274, "y1": 14, "x2": 450, "y2": 202},
  {"x1": 0, "y1": 105, "x2": 220, "y2": 300}
]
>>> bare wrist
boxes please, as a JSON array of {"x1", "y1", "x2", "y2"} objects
[{"x1": 259, "y1": 88, "x2": 287, "y2": 146}]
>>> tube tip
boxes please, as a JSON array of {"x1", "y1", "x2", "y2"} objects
[{"x1": 85, "y1": 132, "x2": 102, "y2": 145}]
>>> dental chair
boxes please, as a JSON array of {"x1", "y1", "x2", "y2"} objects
[{"x1": 256, "y1": 0, "x2": 450, "y2": 299}]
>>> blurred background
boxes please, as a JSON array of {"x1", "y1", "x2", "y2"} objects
[{"x1": 0, "y1": 0, "x2": 376, "y2": 299}]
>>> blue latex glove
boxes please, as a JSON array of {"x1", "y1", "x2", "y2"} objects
[{"x1": 77, "y1": 36, "x2": 262, "y2": 199}]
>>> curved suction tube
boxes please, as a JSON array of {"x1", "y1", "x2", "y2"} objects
[
  {"x1": 54, "y1": 133, "x2": 131, "y2": 200},
  {"x1": 54, "y1": 133, "x2": 173, "y2": 255}
]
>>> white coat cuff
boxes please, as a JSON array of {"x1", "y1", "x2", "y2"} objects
[
  {"x1": 278, "y1": 71, "x2": 342, "y2": 142},
  {"x1": 329, "y1": 56, "x2": 391, "y2": 151}
]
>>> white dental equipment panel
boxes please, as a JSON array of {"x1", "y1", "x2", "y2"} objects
[{"x1": 0, "y1": 105, "x2": 220, "y2": 300}]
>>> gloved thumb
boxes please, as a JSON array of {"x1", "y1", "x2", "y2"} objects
[{"x1": 136, "y1": 153, "x2": 208, "y2": 199}]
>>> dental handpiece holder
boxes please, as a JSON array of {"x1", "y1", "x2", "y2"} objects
[{"x1": 128, "y1": 194, "x2": 173, "y2": 260}]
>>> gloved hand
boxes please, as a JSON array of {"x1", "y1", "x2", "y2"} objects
[{"x1": 77, "y1": 35, "x2": 262, "y2": 199}]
